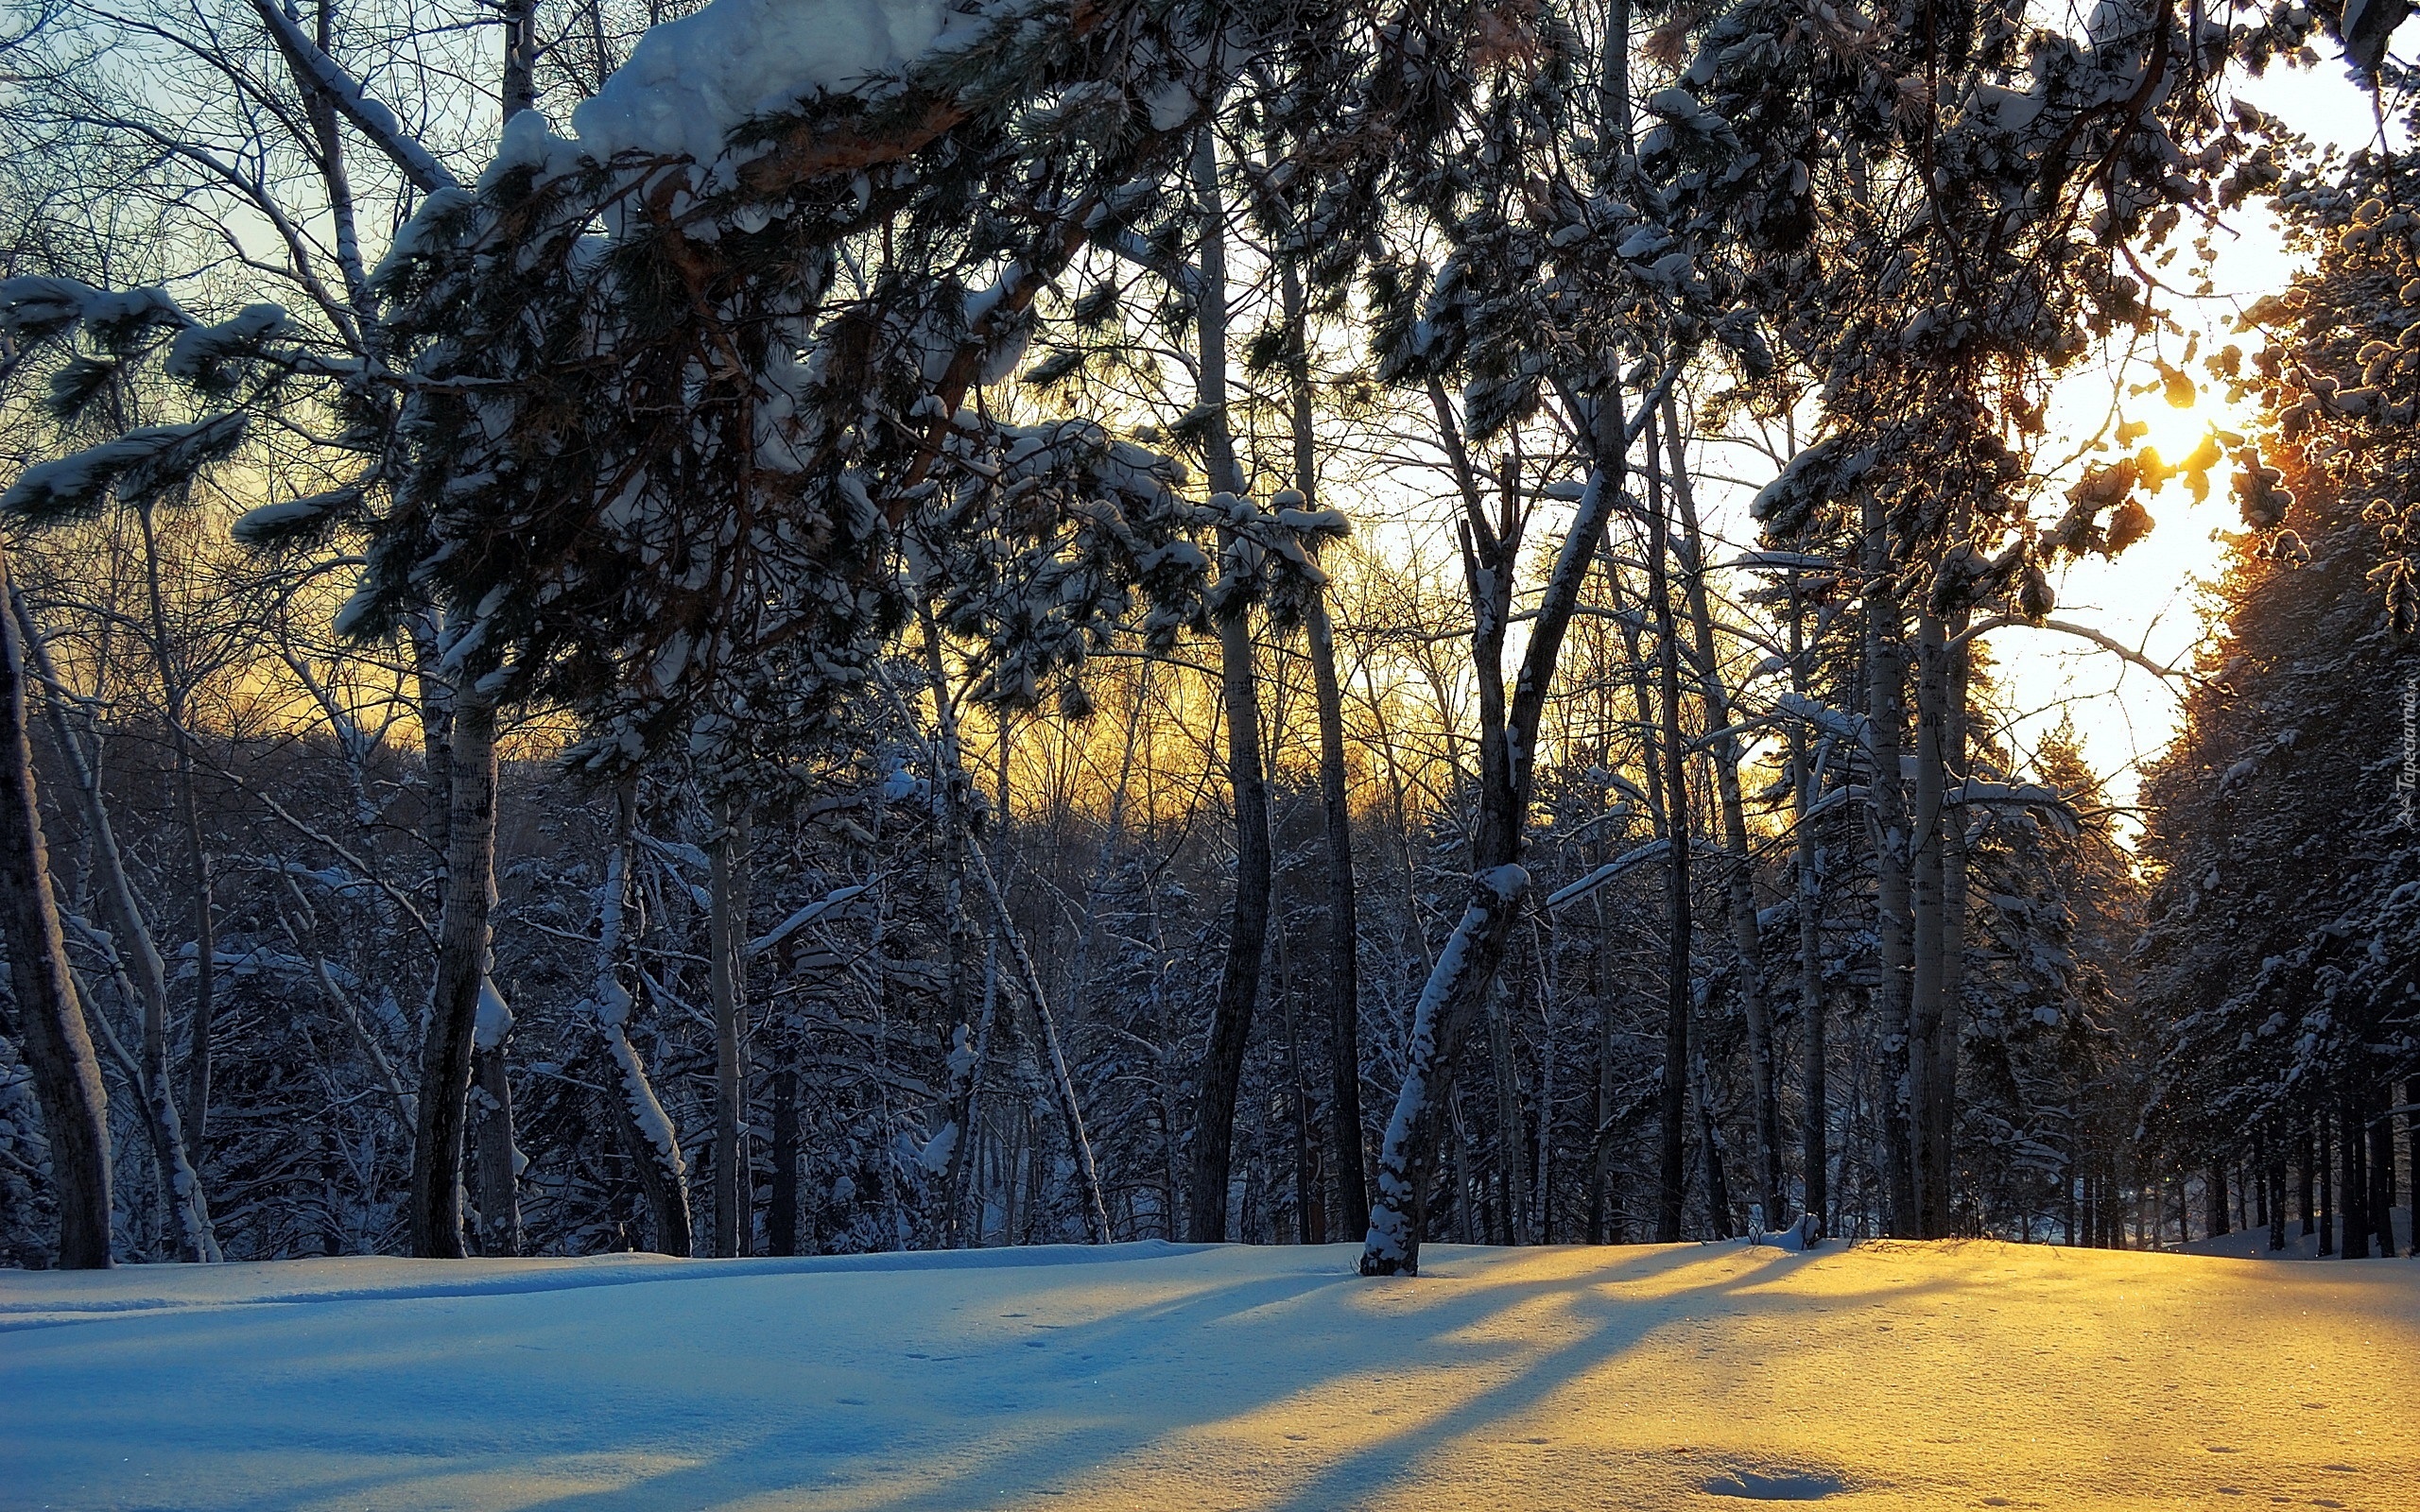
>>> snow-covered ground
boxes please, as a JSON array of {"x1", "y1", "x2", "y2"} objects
[
  {"x1": 2183, "y1": 1208, "x2": 2411, "y2": 1262},
  {"x1": 4, "y1": 1238, "x2": 2415, "y2": 1510}
]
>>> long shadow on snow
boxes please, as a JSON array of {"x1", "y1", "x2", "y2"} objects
[{"x1": 503, "y1": 1242, "x2": 1966, "y2": 1512}]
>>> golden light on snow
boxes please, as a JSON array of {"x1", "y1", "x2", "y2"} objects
[
  {"x1": 19, "y1": 1238, "x2": 2420, "y2": 1509},
  {"x1": 5, "y1": 1241, "x2": 2415, "y2": 1509}
]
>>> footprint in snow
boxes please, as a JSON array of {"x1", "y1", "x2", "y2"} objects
[{"x1": 1701, "y1": 1468, "x2": 1844, "y2": 1501}]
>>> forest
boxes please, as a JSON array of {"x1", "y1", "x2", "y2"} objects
[{"x1": 0, "y1": 0, "x2": 2414, "y2": 1281}]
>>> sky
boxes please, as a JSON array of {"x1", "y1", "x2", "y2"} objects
[{"x1": 1983, "y1": 50, "x2": 2408, "y2": 822}]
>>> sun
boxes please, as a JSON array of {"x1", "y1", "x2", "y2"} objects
[{"x1": 2118, "y1": 377, "x2": 2239, "y2": 479}]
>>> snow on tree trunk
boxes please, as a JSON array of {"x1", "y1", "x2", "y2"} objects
[
  {"x1": 472, "y1": 984, "x2": 523, "y2": 1257},
  {"x1": 591, "y1": 778, "x2": 691, "y2": 1256},
  {"x1": 1360, "y1": 866, "x2": 1530, "y2": 1276}
]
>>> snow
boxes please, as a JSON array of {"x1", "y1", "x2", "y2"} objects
[
  {"x1": 2184, "y1": 1208, "x2": 2411, "y2": 1261},
  {"x1": 537, "y1": 0, "x2": 948, "y2": 180},
  {"x1": 5, "y1": 1240, "x2": 2416, "y2": 1509}
]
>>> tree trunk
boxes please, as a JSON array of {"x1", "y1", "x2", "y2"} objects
[
  {"x1": 1274, "y1": 929, "x2": 1322, "y2": 1245},
  {"x1": 1359, "y1": 355, "x2": 1674, "y2": 1275},
  {"x1": 1907, "y1": 610, "x2": 1951, "y2": 1240},
  {"x1": 2300, "y1": 1112, "x2": 2316, "y2": 1237},
  {"x1": 0, "y1": 543, "x2": 113, "y2": 1268},
  {"x1": 472, "y1": 1034, "x2": 522, "y2": 1255},
  {"x1": 1695, "y1": 1039, "x2": 1734, "y2": 1239},
  {"x1": 2368, "y1": 1081, "x2": 2397, "y2": 1259},
  {"x1": 1860, "y1": 492, "x2": 1918, "y2": 1237},
  {"x1": 133, "y1": 504, "x2": 219, "y2": 1159},
  {"x1": 593, "y1": 777, "x2": 690, "y2": 1255},
  {"x1": 500, "y1": 0, "x2": 538, "y2": 118},
  {"x1": 770, "y1": 1066, "x2": 799, "y2": 1256},
  {"x1": 2343, "y1": 1083, "x2": 2372, "y2": 1259},
  {"x1": 1931, "y1": 617, "x2": 1970, "y2": 1235},
  {"x1": 1647, "y1": 416, "x2": 1694, "y2": 1245},
  {"x1": 911, "y1": 603, "x2": 1001, "y2": 1248},
  {"x1": 408, "y1": 693, "x2": 497, "y2": 1259},
  {"x1": 10, "y1": 586, "x2": 215, "y2": 1261},
  {"x1": 709, "y1": 797, "x2": 753, "y2": 1258},
  {"x1": 1663, "y1": 403, "x2": 1783, "y2": 1229},
  {"x1": 2318, "y1": 1108, "x2": 2336, "y2": 1256},
  {"x1": 1487, "y1": 966, "x2": 1530, "y2": 1245},
  {"x1": 2407, "y1": 1076, "x2": 2417, "y2": 1255},
  {"x1": 2255, "y1": 1142, "x2": 2274, "y2": 1247},
  {"x1": 1185, "y1": 121, "x2": 1273, "y2": 1246},
  {"x1": 963, "y1": 840, "x2": 1112, "y2": 1243},
  {"x1": 1789, "y1": 571, "x2": 1826, "y2": 1242},
  {"x1": 1284, "y1": 247, "x2": 1368, "y2": 1242}
]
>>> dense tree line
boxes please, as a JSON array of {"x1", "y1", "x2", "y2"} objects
[
  {"x1": 0, "y1": 0, "x2": 2409, "y2": 1270},
  {"x1": 2135, "y1": 129, "x2": 2420, "y2": 1259}
]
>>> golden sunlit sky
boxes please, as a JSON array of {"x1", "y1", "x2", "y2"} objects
[{"x1": 1975, "y1": 57, "x2": 2405, "y2": 822}]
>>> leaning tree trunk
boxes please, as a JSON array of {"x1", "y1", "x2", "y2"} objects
[
  {"x1": 1359, "y1": 353, "x2": 1676, "y2": 1276},
  {"x1": 408, "y1": 692, "x2": 497, "y2": 1258},
  {"x1": 1184, "y1": 121, "x2": 1274, "y2": 1245},
  {"x1": 0, "y1": 542, "x2": 112, "y2": 1268},
  {"x1": 11, "y1": 586, "x2": 216, "y2": 1261}
]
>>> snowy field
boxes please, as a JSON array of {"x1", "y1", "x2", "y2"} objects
[{"x1": 4, "y1": 1239, "x2": 2416, "y2": 1510}]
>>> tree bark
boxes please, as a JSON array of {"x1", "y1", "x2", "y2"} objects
[
  {"x1": 2318, "y1": 1107, "x2": 2336, "y2": 1256},
  {"x1": 2368, "y1": 1079, "x2": 2397, "y2": 1259},
  {"x1": 0, "y1": 543, "x2": 113, "y2": 1268},
  {"x1": 10, "y1": 585, "x2": 215, "y2": 1261},
  {"x1": 709, "y1": 797, "x2": 752, "y2": 1258},
  {"x1": 408, "y1": 693, "x2": 496, "y2": 1258},
  {"x1": 472, "y1": 1033, "x2": 522, "y2": 1255},
  {"x1": 2407, "y1": 1076, "x2": 2417, "y2": 1255},
  {"x1": 1185, "y1": 122, "x2": 1273, "y2": 1245},
  {"x1": 2342, "y1": 1085, "x2": 2370, "y2": 1259},
  {"x1": 1932, "y1": 615, "x2": 1971, "y2": 1236},
  {"x1": 1663, "y1": 401, "x2": 1783, "y2": 1229},
  {"x1": 1788, "y1": 570, "x2": 1826, "y2": 1242},
  {"x1": 133, "y1": 504, "x2": 219, "y2": 1158},
  {"x1": 1646, "y1": 415, "x2": 1693, "y2": 1245},
  {"x1": 500, "y1": 0, "x2": 538, "y2": 118},
  {"x1": 1861, "y1": 490, "x2": 1917, "y2": 1238},
  {"x1": 1284, "y1": 248, "x2": 1369, "y2": 1243},
  {"x1": 1907, "y1": 609, "x2": 1952, "y2": 1240},
  {"x1": 593, "y1": 778, "x2": 691, "y2": 1254},
  {"x1": 1486, "y1": 965, "x2": 1530, "y2": 1244},
  {"x1": 1358, "y1": 352, "x2": 1675, "y2": 1274},
  {"x1": 770, "y1": 1066, "x2": 799, "y2": 1256}
]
